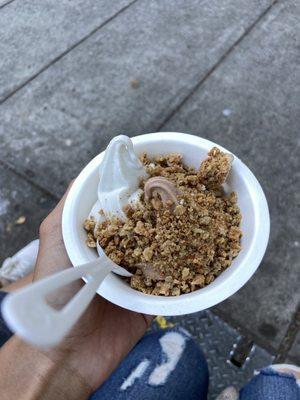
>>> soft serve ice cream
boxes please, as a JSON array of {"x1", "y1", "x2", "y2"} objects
[{"x1": 89, "y1": 135, "x2": 148, "y2": 235}]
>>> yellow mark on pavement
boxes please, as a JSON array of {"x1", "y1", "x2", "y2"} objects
[{"x1": 155, "y1": 316, "x2": 174, "y2": 329}]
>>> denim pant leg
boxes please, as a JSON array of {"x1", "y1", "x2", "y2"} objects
[
  {"x1": 0, "y1": 292, "x2": 13, "y2": 346},
  {"x1": 90, "y1": 328, "x2": 209, "y2": 400},
  {"x1": 240, "y1": 368, "x2": 300, "y2": 400}
]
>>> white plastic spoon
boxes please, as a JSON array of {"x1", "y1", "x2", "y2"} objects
[
  {"x1": 2, "y1": 136, "x2": 145, "y2": 349},
  {"x1": 1, "y1": 247, "x2": 132, "y2": 348}
]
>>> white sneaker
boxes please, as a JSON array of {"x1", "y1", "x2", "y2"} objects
[
  {"x1": 271, "y1": 364, "x2": 300, "y2": 386},
  {"x1": 216, "y1": 386, "x2": 239, "y2": 400},
  {"x1": 0, "y1": 240, "x2": 39, "y2": 286}
]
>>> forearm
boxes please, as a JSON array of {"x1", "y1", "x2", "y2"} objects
[{"x1": 0, "y1": 336, "x2": 92, "y2": 400}]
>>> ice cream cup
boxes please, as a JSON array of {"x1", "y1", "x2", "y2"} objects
[{"x1": 62, "y1": 132, "x2": 270, "y2": 316}]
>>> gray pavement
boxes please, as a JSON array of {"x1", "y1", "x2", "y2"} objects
[
  {"x1": 0, "y1": 1, "x2": 12, "y2": 8},
  {"x1": 287, "y1": 308, "x2": 300, "y2": 364},
  {"x1": 289, "y1": 331, "x2": 300, "y2": 363},
  {"x1": 0, "y1": 164, "x2": 56, "y2": 263},
  {"x1": 0, "y1": 0, "x2": 274, "y2": 197},
  {"x1": 0, "y1": 0, "x2": 133, "y2": 101},
  {"x1": 163, "y1": 0, "x2": 300, "y2": 354},
  {"x1": 0, "y1": 0, "x2": 299, "y2": 365}
]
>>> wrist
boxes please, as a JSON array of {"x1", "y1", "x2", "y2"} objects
[{"x1": 0, "y1": 336, "x2": 92, "y2": 400}]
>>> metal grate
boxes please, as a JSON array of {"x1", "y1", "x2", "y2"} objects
[{"x1": 151, "y1": 311, "x2": 274, "y2": 399}]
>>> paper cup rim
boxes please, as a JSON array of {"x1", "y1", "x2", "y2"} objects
[{"x1": 62, "y1": 132, "x2": 270, "y2": 315}]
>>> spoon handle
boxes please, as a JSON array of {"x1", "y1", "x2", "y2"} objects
[{"x1": 1, "y1": 257, "x2": 112, "y2": 348}]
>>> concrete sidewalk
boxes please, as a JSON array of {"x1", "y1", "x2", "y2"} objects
[{"x1": 0, "y1": 0, "x2": 299, "y2": 366}]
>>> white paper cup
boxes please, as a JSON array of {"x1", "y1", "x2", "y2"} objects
[{"x1": 62, "y1": 132, "x2": 270, "y2": 316}]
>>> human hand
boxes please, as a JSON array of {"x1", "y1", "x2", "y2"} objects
[{"x1": 34, "y1": 184, "x2": 153, "y2": 392}]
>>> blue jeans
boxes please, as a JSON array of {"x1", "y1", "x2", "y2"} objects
[{"x1": 0, "y1": 292, "x2": 299, "y2": 399}]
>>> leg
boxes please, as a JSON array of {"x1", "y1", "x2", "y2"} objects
[
  {"x1": 90, "y1": 328, "x2": 209, "y2": 400},
  {"x1": 240, "y1": 367, "x2": 300, "y2": 400}
]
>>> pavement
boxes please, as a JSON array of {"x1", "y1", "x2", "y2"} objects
[{"x1": 0, "y1": 0, "x2": 299, "y2": 366}]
